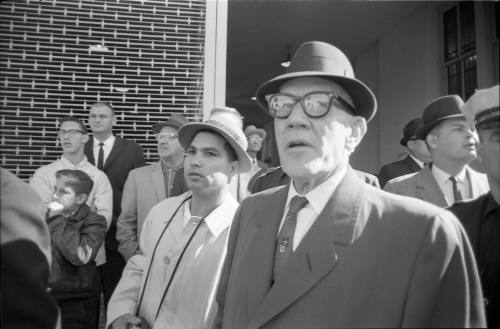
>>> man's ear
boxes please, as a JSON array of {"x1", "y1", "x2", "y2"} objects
[
  {"x1": 75, "y1": 193, "x2": 88, "y2": 205},
  {"x1": 82, "y1": 134, "x2": 89, "y2": 144},
  {"x1": 345, "y1": 117, "x2": 367, "y2": 152},
  {"x1": 112, "y1": 115, "x2": 118, "y2": 126},
  {"x1": 426, "y1": 133, "x2": 438, "y2": 151}
]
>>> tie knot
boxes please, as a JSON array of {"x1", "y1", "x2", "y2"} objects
[
  {"x1": 449, "y1": 176, "x2": 458, "y2": 184},
  {"x1": 99, "y1": 142, "x2": 104, "y2": 147},
  {"x1": 288, "y1": 196, "x2": 308, "y2": 216}
]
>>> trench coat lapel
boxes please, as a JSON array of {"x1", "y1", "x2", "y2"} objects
[
  {"x1": 103, "y1": 137, "x2": 125, "y2": 170},
  {"x1": 416, "y1": 165, "x2": 448, "y2": 207},
  {"x1": 151, "y1": 161, "x2": 166, "y2": 200},
  {"x1": 249, "y1": 169, "x2": 367, "y2": 329},
  {"x1": 404, "y1": 155, "x2": 422, "y2": 172}
]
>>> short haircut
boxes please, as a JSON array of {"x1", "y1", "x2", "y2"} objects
[
  {"x1": 90, "y1": 102, "x2": 115, "y2": 116},
  {"x1": 195, "y1": 129, "x2": 238, "y2": 162},
  {"x1": 55, "y1": 169, "x2": 94, "y2": 196},
  {"x1": 59, "y1": 116, "x2": 88, "y2": 133}
]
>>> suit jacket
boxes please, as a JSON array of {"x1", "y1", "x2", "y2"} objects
[
  {"x1": 215, "y1": 168, "x2": 485, "y2": 328},
  {"x1": 117, "y1": 161, "x2": 185, "y2": 261},
  {"x1": 251, "y1": 165, "x2": 379, "y2": 194},
  {"x1": 378, "y1": 155, "x2": 422, "y2": 188},
  {"x1": 449, "y1": 193, "x2": 500, "y2": 328},
  {"x1": 1, "y1": 168, "x2": 59, "y2": 329},
  {"x1": 85, "y1": 135, "x2": 146, "y2": 252},
  {"x1": 384, "y1": 165, "x2": 489, "y2": 207}
]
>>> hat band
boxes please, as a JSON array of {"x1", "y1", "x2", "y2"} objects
[{"x1": 475, "y1": 107, "x2": 499, "y2": 126}]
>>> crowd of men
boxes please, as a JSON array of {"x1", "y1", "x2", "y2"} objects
[{"x1": 1, "y1": 40, "x2": 498, "y2": 329}]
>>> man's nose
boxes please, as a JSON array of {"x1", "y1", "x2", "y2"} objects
[{"x1": 286, "y1": 102, "x2": 309, "y2": 128}]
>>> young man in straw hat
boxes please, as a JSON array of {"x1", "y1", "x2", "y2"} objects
[
  {"x1": 107, "y1": 115, "x2": 251, "y2": 329},
  {"x1": 215, "y1": 41, "x2": 485, "y2": 328},
  {"x1": 385, "y1": 95, "x2": 489, "y2": 207},
  {"x1": 450, "y1": 85, "x2": 500, "y2": 327}
]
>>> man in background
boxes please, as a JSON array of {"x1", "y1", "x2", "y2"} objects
[
  {"x1": 378, "y1": 118, "x2": 431, "y2": 187},
  {"x1": 449, "y1": 85, "x2": 500, "y2": 327},
  {"x1": 84, "y1": 102, "x2": 145, "y2": 322},
  {"x1": 244, "y1": 125, "x2": 269, "y2": 194},
  {"x1": 385, "y1": 95, "x2": 489, "y2": 207},
  {"x1": 117, "y1": 114, "x2": 189, "y2": 261}
]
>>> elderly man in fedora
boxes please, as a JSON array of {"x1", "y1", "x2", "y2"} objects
[
  {"x1": 449, "y1": 85, "x2": 500, "y2": 328},
  {"x1": 378, "y1": 118, "x2": 431, "y2": 188},
  {"x1": 107, "y1": 115, "x2": 252, "y2": 329},
  {"x1": 385, "y1": 95, "x2": 489, "y2": 207},
  {"x1": 215, "y1": 41, "x2": 485, "y2": 328},
  {"x1": 116, "y1": 113, "x2": 189, "y2": 262}
]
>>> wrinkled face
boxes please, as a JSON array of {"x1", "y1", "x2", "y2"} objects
[
  {"x1": 52, "y1": 177, "x2": 83, "y2": 213},
  {"x1": 88, "y1": 104, "x2": 116, "y2": 134},
  {"x1": 184, "y1": 131, "x2": 237, "y2": 194},
  {"x1": 157, "y1": 126, "x2": 184, "y2": 161},
  {"x1": 274, "y1": 77, "x2": 360, "y2": 183},
  {"x1": 247, "y1": 133, "x2": 263, "y2": 153},
  {"x1": 59, "y1": 121, "x2": 88, "y2": 155},
  {"x1": 407, "y1": 139, "x2": 432, "y2": 163},
  {"x1": 428, "y1": 118, "x2": 477, "y2": 163},
  {"x1": 478, "y1": 126, "x2": 500, "y2": 184}
]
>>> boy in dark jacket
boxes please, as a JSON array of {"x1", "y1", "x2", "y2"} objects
[{"x1": 47, "y1": 169, "x2": 107, "y2": 329}]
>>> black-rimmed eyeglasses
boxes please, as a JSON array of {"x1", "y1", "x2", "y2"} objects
[{"x1": 265, "y1": 91, "x2": 355, "y2": 119}]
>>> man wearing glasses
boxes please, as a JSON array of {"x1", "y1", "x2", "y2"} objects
[
  {"x1": 30, "y1": 115, "x2": 113, "y2": 267},
  {"x1": 117, "y1": 113, "x2": 189, "y2": 262},
  {"x1": 215, "y1": 41, "x2": 485, "y2": 328}
]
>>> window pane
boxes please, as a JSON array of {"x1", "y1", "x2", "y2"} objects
[
  {"x1": 447, "y1": 62, "x2": 462, "y2": 96},
  {"x1": 443, "y1": 6, "x2": 458, "y2": 61},
  {"x1": 463, "y1": 55, "x2": 477, "y2": 100},
  {"x1": 459, "y1": 1, "x2": 476, "y2": 54}
]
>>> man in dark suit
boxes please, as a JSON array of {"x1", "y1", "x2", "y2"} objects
[
  {"x1": 378, "y1": 118, "x2": 431, "y2": 187},
  {"x1": 449, "y1": 85, "x2": 499, "y2": 328},
  {"x1": 215, "y1": 41, "x2": 485, "y2": 328},
  {"x1": 84, "y1": 102, "x2": 146, "y2": 310}
]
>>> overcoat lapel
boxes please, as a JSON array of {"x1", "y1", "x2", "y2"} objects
[
  {"x1": 104, "y1": 137, "x2": 125, "y2": 170},
  {"x1": 246, "y1": 185, "x2": 289, "y2": 319},
  {"x1": 416, "y1": 165, "x2": 448, "y2": 207},
  {"x1": 85, "y1": 136, "x2": 96, "y2": 164},
  {"x1": 151, "y1": 161, "x2": 166, "y2": 200},
  {"x1": 249, "y1": 169, "x2": 367, "y2": 329},
  {"x1": 404, "y1": 155, "x2": 421, "y2": 172}
]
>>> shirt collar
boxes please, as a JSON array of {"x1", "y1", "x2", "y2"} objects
[
  {"x1": 408, "y1": 154, "x2": 425, "y2": 168},
  {"x1": 431, "y1": 164, "x2": 467, "y2": 184},
  {"x1": 182, "y1": 193, "x2": 238, "y2": 237},
  {"x1": 287, "y1": 165, "x2": 348, "y2": 215},
  {"x1": 60, "y1": 155, "x2": 89, "y2": 168},
  {"x1": 94, "y1": 135, "x2": 115, "y2": 149}
]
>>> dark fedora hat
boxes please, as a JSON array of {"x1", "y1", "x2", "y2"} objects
[
  {"x1": 416, "y1": 95, "x2": 465, "y2": 140},
  {"x1": 255, "y1": 41, "x2": 377, "y2": 121},
  {"x1": 400, "y1": 118, "x2": 423, "y2": 146},
  {"x1": 152, "y1": 113, "x2": 189, "y2": 133}
]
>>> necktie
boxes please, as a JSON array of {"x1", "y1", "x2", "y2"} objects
[
  {"x1": 273, "y1": 196, "x2": 308, "y2": 280},
  {"x1": 449, "y1": 176, "x2": 463, "y2": 202},
  {"x1": 97, "y1": 142, "x2": 104, "y2": 170}
]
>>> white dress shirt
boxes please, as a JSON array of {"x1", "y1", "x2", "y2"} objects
[
  {"x1": 280, "y1": 166, "x2": 347, "y2": 251},
  {"x1": 93, "y1": 134, "x2": 115, "y2": 166},
  {"x1": 431, "y1": 164, "x2": 470, "y2": 204},
  {"x1": 29, "y1": 155, "x2": 113, "y2": 265}
]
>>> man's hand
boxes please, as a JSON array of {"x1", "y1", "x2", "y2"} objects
[{"x1": 111, "y1": 314, "x2": 151, "y2": 329}]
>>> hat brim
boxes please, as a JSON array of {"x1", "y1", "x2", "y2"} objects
[
  {"x1": 416, "y1": 113, "x2": 465, "y2": 140},
  {"x1": 255, "y1": 71, "x2": 377, "y2": 122},
  {"x1": 399, "y1": 137, "x2": 409, "y2": 147},
  {"x1": 178, "y1": 122, "x2": 253, "y2": 173},
  {"x1": 245, "y1": 129, "x2": 266, "y2": 139}
]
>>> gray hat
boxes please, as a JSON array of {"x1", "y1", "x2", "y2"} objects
[
  {"x1": 178, "y1": 119, "x2": 252, "y2": 173},
  {"x1": 152, "y1": 113, "x2": 189, "y2": 133},
  {"x1": 460, "y1": 85, "x2": 499, "y2": 130}
]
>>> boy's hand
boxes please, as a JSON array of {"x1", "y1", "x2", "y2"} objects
[
  {"x1": 47, "y1": 201, "x2": 64, "y2": 218},
  {"x1": 111, "y1": 314, "x2": 151, "y2": 329}
]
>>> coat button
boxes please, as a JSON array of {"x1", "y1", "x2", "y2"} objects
[{"x1": 163, "y1": 256, "x2": 170, "y2": 265}]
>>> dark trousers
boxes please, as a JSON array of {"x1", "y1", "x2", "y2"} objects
[
  {"x1": 55, "y1": 296, "x2": 93, "y2": 329},
  {"x1": 100, "y1": 250, "x2": 126, "y2": 306}
]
